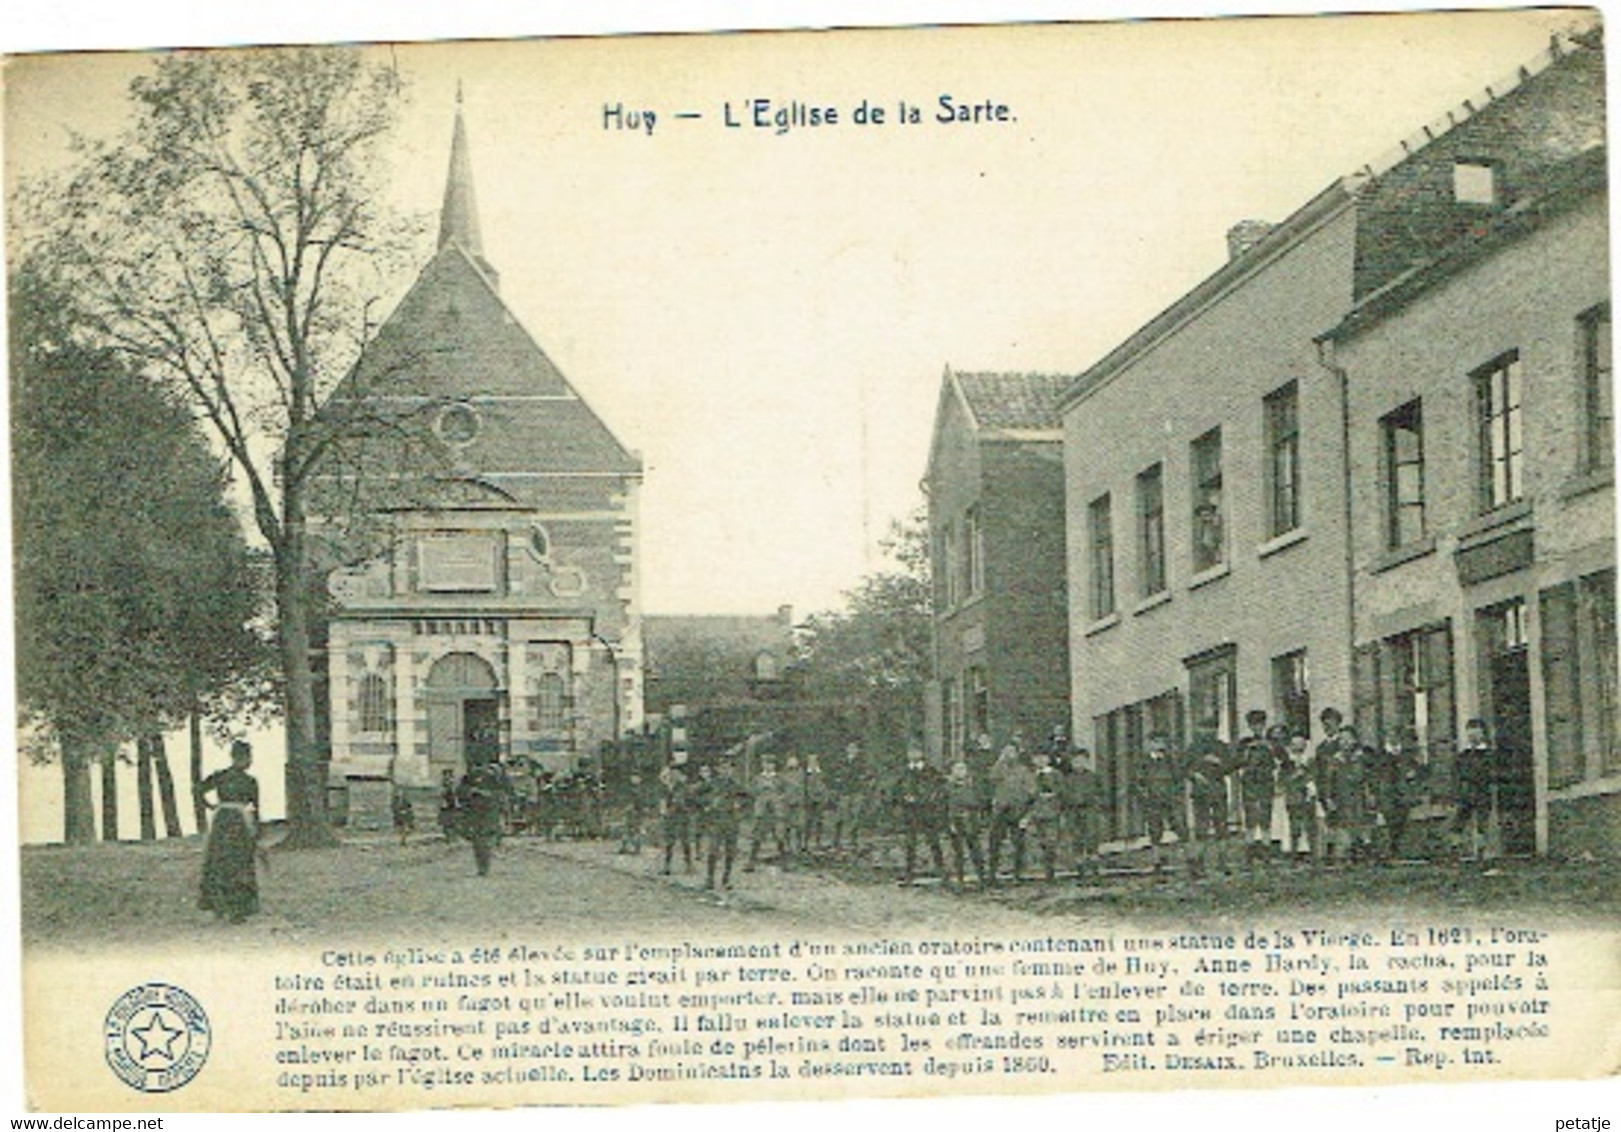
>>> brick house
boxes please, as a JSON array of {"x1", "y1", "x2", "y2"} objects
[
  {"x1": 1059, "y1": 187, "x2": 1360, "y2": 842},
  {"x1": 315, "y1": 102, "x2": 644, "y2": 828},
  {"x1": 924, "y1": 369, "x2": 1071, "y2": 763},
  {"x1": 1060, "y1": 29, "x2": 1612, "y2": 854},
  {"x1": 641, "y1": 607, "x2": 811, "y2": 755},
  {"x1": 1321, "y1": 32, "x2": 1613, "y2": 857}
]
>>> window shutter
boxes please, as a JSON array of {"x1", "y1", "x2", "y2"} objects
[
  {"x1": 1425, "y1": 622, "x2": 1457, "y2": 803},
  {"x1": 1352, "y1": 642, "x2": 1381, "y2": 744},
  {"x1": 1377, "y1": 641, "x2": 1402, "y2": 745},
  {"x1": 1425, "y1": 623, "x2": 1456, "y2": 745},
  {"x1": 1579, "y1": 571, "x2": 1618, "y2": 775},
  {"x1": 1539, "y1": 583, "x2": 1583, "y2": 789}
]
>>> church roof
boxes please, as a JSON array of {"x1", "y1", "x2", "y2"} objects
[{"x1": 326, "y1": 103, "x2": 640, "y2": 483}]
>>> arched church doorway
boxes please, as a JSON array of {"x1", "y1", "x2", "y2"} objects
[{"x1": 424, "y1": 652, "x2": 502, "y2": 779}]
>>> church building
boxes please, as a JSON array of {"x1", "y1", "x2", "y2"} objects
[{"x1": 317, "y1": 100, "x2": 644, "y2": 829}]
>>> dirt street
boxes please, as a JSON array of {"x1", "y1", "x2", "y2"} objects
[{"x1": 21, "y1": 829, "x2": 1618, "y2": 955}]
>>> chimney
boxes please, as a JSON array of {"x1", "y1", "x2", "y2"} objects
[
  {"x1": 777, "y1": 604, "x2": 794, "y2": 626},
  {"x1": 1226, "y1": 219, "x2": 1275, "y2": 261}
]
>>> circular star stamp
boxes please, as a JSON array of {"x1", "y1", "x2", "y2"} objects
[{"x1": 104, "y1": 983, "x2": 212, "y2": 1093}]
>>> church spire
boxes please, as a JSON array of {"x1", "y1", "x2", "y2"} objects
[{"x1": 437, "y1": 89, "x2": 496, "y2": 284}]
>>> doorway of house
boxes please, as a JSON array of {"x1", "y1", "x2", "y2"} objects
[
  {"x1": 463, "y1": 698, "x2": 500, "y2": 768},
  {"x1": 1481, "y1": 600, "x2": 1535, "y2": 855}
]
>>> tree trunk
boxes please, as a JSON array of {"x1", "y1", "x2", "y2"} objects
[
  {"x1": 136, "y1": 735, "x2": 157, "y2": 841},
  {"x1": 275, "y1": 502, "x2": 337, "y2": 849},
  {"x1": 99, "y1": 741, "x2": 119, "y2": 842},
  {"x1": 60, "y1": 735, "x2": 96, "y2": 846},
  {"x1": 189, "y1": 705, "x2": 207, "y2": 834},
  {"x1": 150, "y1": 733, "x2": 184, "y2": 838}
]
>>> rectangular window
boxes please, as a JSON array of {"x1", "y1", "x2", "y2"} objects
[
  {"x1": 1137, "y1": 463, "x2": 1166, "y2": 597},
  {"x1": 1191, "y1": 428, "x2": 1224, "y2": 572},
  {"x1": 1271, "y1": 650, "x2": 1310, "y2": 739},
  {"x1": 1381, "y1": 399, "x2": 1426, "y2": 549},
  {"x1": 938, "y1": 520, "x2": 958, "y2": 609},
  {"x1": 535, "y1": 671, "x2": 568, "y2": 732},
  {"x1": 1145, "y1": 688, "x2": 1184, "y2": 751},
  {"x1": 1264, "y1": 381, "x2": 1301, "y2": 536},
  {"x1": 964, "y1": 505, "x2": 985, "y2": 597},
  {"x1": 1475, "y1": 352, "x2": 1524, "y2": 511},
  {"x1": 1358, "y1": 623, "x2": 1454, "y2": 801},
  {"x1": 358, "y1": 671, "x2": 394, "y2": 734},
  {"x1": 1453, "y1": 159, "x2": 1498, "y2": 206},
  {"x1": 1088, "y1": 493, "x2": 1115, "y2": 619},
  {"x1": 941, "y1": 677, "x2": 959, "y2": 759},
  {"x1": 1580, "y1": 303, "x2": 1613, "y2": 474},
  {"x1": 1186, "y1": 645, "x2": 1237, "y2": 742}
]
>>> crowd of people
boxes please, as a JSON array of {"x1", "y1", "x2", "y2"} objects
[
  {"x1": 618, "y1": 705, "x2": 1515, "y2": 891},
  {"x1": 1126, "y1": 706, "x2": 1510, "y2": 879},
  {"x1": 633, "y1": 744, "x2": 876, "y2": 891},
  {"x1": 196, "y1": 706, "x2": 1514, "y2": 911}
]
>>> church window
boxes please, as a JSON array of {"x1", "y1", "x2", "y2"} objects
[
  {"x1": 359, "y1": 672, "x2": 393, "y2": 734},
  {"x1": 434, "y1": 402, "x2": 481, "y2": 447},
  {"x1": 537, "y1": 671, "x2": 568, "y2": 732}
]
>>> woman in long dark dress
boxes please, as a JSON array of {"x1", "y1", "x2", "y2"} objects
[{"x1": 198, "y1": 740, "x2": 260, "y2": 923}]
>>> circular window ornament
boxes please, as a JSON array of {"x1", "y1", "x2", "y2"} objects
[{"x1": 434, "y1": 402, "x2": 480, "y2": 448}]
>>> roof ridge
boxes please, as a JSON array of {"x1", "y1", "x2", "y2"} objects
[{"x1": 1344, "y1": 27, "x2": 1596, "y2": 188}]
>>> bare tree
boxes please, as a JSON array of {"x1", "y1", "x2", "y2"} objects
[{"x1": 31, "y1": 47, "x2": 420, "y2": 847}]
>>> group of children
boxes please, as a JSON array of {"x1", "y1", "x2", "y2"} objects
[
  {"x1": 1132, "y1": 707, "x2": 1504, "y2": 876},
  {"x1": 508, "y1": 706, "x2": 1510, "y2": 893},
  {"x1": 880, "y1": 734, "x2": 1106, "y2": 889},
  {"x1": 633, "y1": 748, "x2": 869, "y2": 891}
]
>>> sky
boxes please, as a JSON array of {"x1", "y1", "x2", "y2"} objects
[
  {"x1": 5, "y1": 5, "x2": 1594, "y2": 845},
  {"x1": 2, "y1": 1, "x2": 1600, "y2": 820},
  {"x1": 3, "y1": 5, "x2": 1590, "y2": 624},
  {"x1": 2, "y1": 2, "x2": 1619, "y2": 1128}
]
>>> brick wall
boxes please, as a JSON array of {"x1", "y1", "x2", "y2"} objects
[{"x1": 1063, "y1": 206, "x2": 1359, "y2": 744}]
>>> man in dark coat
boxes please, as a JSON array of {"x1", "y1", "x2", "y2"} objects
[
  {"x1": 891, "y1": 742, "x2": 948, "y2": 885},
  {"x1": 1185, "y1": 724, "x2": 1234, "y2": 877},
  {"x1": 1025, "y1": 750, "x2": 1066, "y2": 882},
  {"x1": 456, "y1": 757, "x2": 514, "y2": 877},
  {"x1": 1133, "y1": 731, "x2": 1186, "y2": 874},
  {"x1": 829, "y1": 741, "x2": 869, "y2": 852},
  {"x1": 986, "y1": 740, "x2": 1035, "y2": 884},
  {"x1": 944, "y1": 758, "x2": 987, "y2": 890},
  {"x1": 1320, "y1": 724, "x2": 1372, "y2": 865},
  {"x1": 1370, "y1": 725, "x2": 1421, "y2": 862},
  {"x1": 1454, "y1": 718, "x2": 1499, "y2": 862},
  {"x1": 1065, "y1": 746, "x2": 1104, "y2": 878},
  {"x1": 703, "y1": 756, "x2": 752, "y2": 891},
  {"x1": 660, "y1": 753, "x2": 696, "y2": 875},
  {"x1": 1235, "y1": 711, "x2": 1281, "y2": 866}
]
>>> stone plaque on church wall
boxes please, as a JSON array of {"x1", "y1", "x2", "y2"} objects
[{"x1": 419, "y1": 533, "x2": 499, "y2": 592}]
